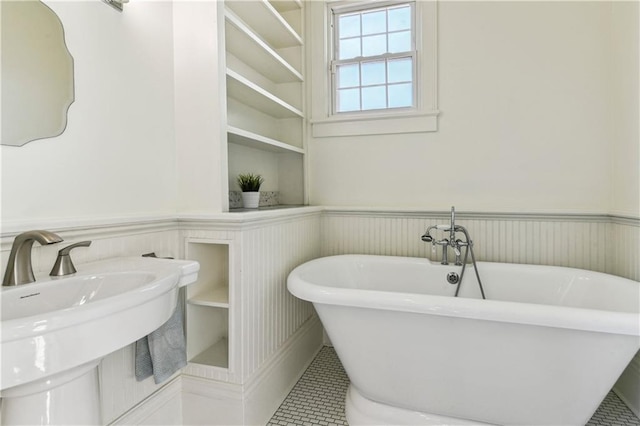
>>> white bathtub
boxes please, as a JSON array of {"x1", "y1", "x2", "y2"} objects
[{"x1": 287, "y1": 255, "x2": 640, "y2": 426}]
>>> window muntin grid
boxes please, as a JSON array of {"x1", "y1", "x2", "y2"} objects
[{"x1": 331, "y1": 2, "x2": 416, "y2": 114}]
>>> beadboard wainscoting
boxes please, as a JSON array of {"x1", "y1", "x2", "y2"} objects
[
  {"x1": 0, "y1": 209, "x2": 324, "y2": 426},
  {"x1": 611, "y1": 218, "x2": 640, "y2": 282},
  {"x1": 1, "y1": 207, "x2": 637, "y2": 424},
  {"x1": 179, "y1": 209, "x2": 323, "y2": 425},
  {"x1": 321, "y1": 209, "x2": 639, "y2": 281}
]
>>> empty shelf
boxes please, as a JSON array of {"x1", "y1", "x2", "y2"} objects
[
  {"x1": 190, "y1": 338, "x2": 228, "y2": 368},
  {"x1": 225, "y1": 10, "x2": 303, "y2": 84},
  {"x1": 227, "y1": 126, "x2": 304, "y2": 154},
  {"x1": 226, "y1": 69, "x2": 303, "y2": 119},
  {"x1": 227, "y1": 0, "x2": 301, "y2": 49},
  {"x1": 269, "y1": 0, "x2": 302, "y2": 14},
  {"x1": 188, "y1": 287, "x2": 229, "y2": 308}
]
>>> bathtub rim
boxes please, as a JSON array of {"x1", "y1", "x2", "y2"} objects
[{"x1": 287, "y1": 254, "x2": 640, "y2": 336}]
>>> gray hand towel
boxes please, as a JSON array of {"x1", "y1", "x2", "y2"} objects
[{"x1": 135, "y1": 290, "x2": 187, "y2": 384}]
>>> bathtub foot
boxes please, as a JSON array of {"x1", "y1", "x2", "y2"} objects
[{"x1": 345, "y1": 385, "x2": 493, "y2": 426}]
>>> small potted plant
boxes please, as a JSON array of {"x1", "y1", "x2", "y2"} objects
[{"x1": 237, "y1": 173, "x2": 264, "y2": 209}]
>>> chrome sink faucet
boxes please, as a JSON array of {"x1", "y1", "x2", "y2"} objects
[{"x1": 2, "y1": 230, "x2": 63, "y2": 286}]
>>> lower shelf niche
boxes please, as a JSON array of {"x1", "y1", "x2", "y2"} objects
[
  {"x1": 186, "y1": 303, "x2": 229, "y2": 369},
  {"x1": 190, "y1": 337, "x2": 229, "y2": 368}
]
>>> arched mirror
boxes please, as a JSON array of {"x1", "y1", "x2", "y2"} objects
[{"x1": 1, "y1": 0, "x2": 74, "y2": 147}]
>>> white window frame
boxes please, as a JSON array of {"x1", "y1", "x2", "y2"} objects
[
  {"x1": 331, "y1": 1, "x2": 417, "y2": 114},
  {"x1": 308, "y1": 0, "x2": 439, "y2": 138}
]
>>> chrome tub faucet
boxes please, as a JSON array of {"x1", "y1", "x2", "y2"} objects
[
  {"x1": 421, "y1": 207, "x2": 486, "y2": 299},
  {"x1": 421, "y1": 207, "x2": 461, "y2": 265},
  {"x1": 2, "y1": 230, "x2": 63, "y2": 286}
]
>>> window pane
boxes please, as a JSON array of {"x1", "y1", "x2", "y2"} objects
[
  {"x1": 339, "y1": 14, "x2": 360, "y2": 39},
  {"x1": 362, "y1": 34, "x2": 386, "y2": 57},
  {"x1": 388, "y1": 5, "x2": 411, "y2": 32},
  {"x1": 362, "y1": 86, "x2": 386, "y2": 110},
  {"x1": 338, "y1": 88, "x2": 360, "y2": 112},
  {"x1": 339, "y1": 38, "x2": 361, "y2": 60},
  {"x1": 387, "y1": 58, "x2": 412, "y2": 83},
  {"x1": 388, "y1": 83, "x2": 413, "y2": 108},
  {"x1": 388, "y1": 31, "x2": 411, "y2": 53},
  {"x1": 361, "y1": 61, "x2": 385, "y2": 86},
  {"x1": 337, "y1": 64, "x2": 360, "y2": 88},
  {"x1": 362, "y1": 10, "x2": 386, "y2": 35}
]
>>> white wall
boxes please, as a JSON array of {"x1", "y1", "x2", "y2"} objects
[
  {"x1": 308, "y1": 1, "x2": 636, "y2": 216},
  {"x1": 1, "y1": 0, "x2": 178, "y2": 228},
  {"x1": 174, "y1": 0, "x2": 226, "y2": 215},
  {"x1": 610, "y1": 1, "x2": 640, "y2": 218}
]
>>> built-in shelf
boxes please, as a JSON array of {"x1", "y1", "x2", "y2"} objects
[
  {"x1": 185, "y1": 240, "x2": 230, "y2": 370},
  {"x1": 190, "y1": 338, "x2": 229, "y2": 369},
  {"x1": 227, "y1": 125, "x2": 304, "y2": 154},
  {"x1": 188, "y1": 286, "x2": 229, "y2": 308},
  {"x1": 226, "y1": 69, "x2": 303, "y2": 119},
  {"x1": 226, "y1": 0, "x2": 301, "y2": 49},
  {"x1": 225, "y1": 10, "x2": 303, "y2": 84},
  {"x1": 223, "y1": 0, "x2": 305, "y2": 211}
]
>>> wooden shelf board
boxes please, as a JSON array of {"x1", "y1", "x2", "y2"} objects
[
  {"x1": 269, "y1": 0, "x2": 301, "y2": 13},
  {"x1": 188, "y1": 287, "x2": 229, "y2": 308},
  {"x1": 226, "y1": 0, "x2": 302, "y2": 49},
  {"x1": 226, "y1": 69, "x2": 303, "y2": 119},
  {"x1": 227, "y1": 125, "x2": 304, "y2": 154},
  {"x1": 189, "y1": 338, "x2": 229, "y2": 368},
  {"x1": 225, "y1": 11, "x2": 302, "y2": 84}
]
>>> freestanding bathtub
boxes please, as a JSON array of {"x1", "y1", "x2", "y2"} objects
[{"x1": 287, "y1": 255, "x2": 640, "y2": 426}]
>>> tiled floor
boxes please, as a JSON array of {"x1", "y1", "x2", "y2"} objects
[
  {"x1": 268, "y1": 347, "x2": 349, "y2": 426},
  {"x1": 268, "y1": 346, "x2": 640, "y2": 426}
]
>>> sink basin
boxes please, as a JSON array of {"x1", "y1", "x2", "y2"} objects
[
  {"x1": 2, "y1": 271, "x2": 156, "y2": 320},
  {"x1": 0, "y1": 256, "x2": 199, "y2": 392}
]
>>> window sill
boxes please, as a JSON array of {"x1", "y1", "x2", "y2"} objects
[{"x1": 311, "y1": 110, "x2": 439, "y2": 138}]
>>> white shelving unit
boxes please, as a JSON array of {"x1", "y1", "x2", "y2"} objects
[
  {"x1": 185, "y1": 239, "x2": 232, "y2": 370},
  {"x1": 223, "y1": 0, "x2": 305, "y2": 209}
]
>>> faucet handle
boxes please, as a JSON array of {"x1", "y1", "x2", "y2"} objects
[{"x1": 50, "y1": 241, "x2": 92, "y2": 277}]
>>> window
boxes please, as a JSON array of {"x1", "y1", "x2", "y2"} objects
[
  {"x1": 332, "y1": 2, "x2": 416, "y2": 113},
  {"x1": 309, "y1": 0, "x2": 439, "y2": 137}
]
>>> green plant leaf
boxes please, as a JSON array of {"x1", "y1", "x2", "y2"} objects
[{"x1": 237, "y1": 173, "x2": 264, "y2": 192}]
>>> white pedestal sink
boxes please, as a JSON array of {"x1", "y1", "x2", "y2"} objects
[{"x1": 0, "y1": 257, "x2": 199, "y2": 425}]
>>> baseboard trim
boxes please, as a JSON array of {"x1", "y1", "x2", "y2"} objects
[
  {"x1": 244, "y1": 315, "x2": 324, "y2": 425},
  {"x1": 180, "y1": 315, "x2": 324, "y2": 425},
  {"x1": 108, "y1": 376, "x2": 182, "y2": 425}
]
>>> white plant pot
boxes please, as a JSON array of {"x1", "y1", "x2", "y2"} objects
[{"x1": 242, "y1": 192, "x2": 260, "y2": 209}]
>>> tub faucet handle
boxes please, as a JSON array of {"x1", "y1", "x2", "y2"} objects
[{"x1": 50, "y1": 240, "x2": 92, "y2": 277}]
